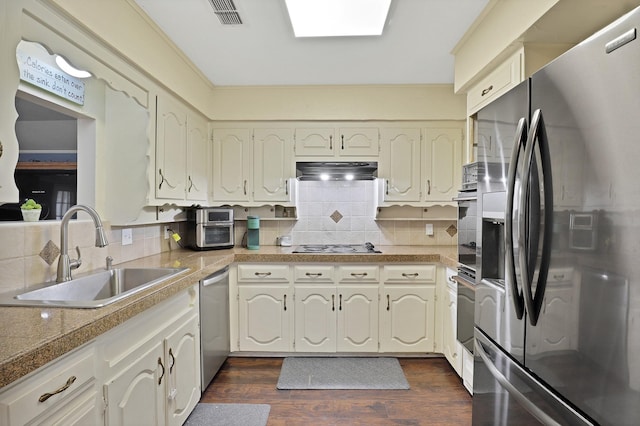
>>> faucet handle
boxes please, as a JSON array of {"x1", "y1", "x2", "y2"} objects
[
  {"x1": 70, "y1": 246, "x2": 82, "y2": 271},
  {"x1": 106, "y1": 256, "x2": 113, "y2": 270}
]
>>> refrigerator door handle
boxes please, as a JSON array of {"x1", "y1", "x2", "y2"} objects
[
  {"x1": 505, "y1": 117, "x2": 528, "y2": 320},
  {"x1": 520, "y1": 109, "x2": 554, "y2": 326},
  {"x1": 475, "y1": 334, "x2": 562, "y2": 426}
]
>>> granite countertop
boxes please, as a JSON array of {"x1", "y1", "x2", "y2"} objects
[{"x1": 0, "y1": 245, "x2": 457, "y2": 389}]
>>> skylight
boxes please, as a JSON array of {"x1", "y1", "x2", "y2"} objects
[{"x1": 284, "y1": 0, "x2": 392, "y2": 38}]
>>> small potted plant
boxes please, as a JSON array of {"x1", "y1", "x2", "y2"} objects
[{"x1": 20, "y1": 198, "x2": 42, "y2": 222}]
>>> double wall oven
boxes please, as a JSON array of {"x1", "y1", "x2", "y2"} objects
[{"x1": 454, "y1": 163, "x2": 479, "y2": 353}]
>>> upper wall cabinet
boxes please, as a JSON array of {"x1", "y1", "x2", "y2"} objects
[
  {"x1": 422, "y1": 126, "x2": 462, "y2": 203},
  {"x1": 211, "y1": 128, "x2": 252, "y2": 202},
  {"x1": 211, "y1": 127, "x2": 295, "y2": 205},
  {"x1": 155, "y1": 95, "x2": 208, "y2": 203},
  {"x1": 379, "y1": 128, "x2": 421, "y2": 202},
  {"x1": 294, "y1": 127, "x2": 379, "y2": 159},
  {"x1": 253, "y1": 128, "x2": 295, "y2": 202}
]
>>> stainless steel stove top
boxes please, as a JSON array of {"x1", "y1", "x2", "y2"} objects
[{"x1": 292, "y1": 242, "x2": 381, "y2": 254}]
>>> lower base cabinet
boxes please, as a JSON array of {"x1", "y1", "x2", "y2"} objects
[
  {"x1": 101, "y1": 285, "x2": 200, "y2": 426},
  {"x1": 379, "y1": 286, "x2": 436, "y2": 352},
  {"x1": 0, "y1": 343, "x2": 99, "y2": 426}
]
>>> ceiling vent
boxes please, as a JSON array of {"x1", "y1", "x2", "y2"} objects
[{"x1": 208, "y1": 0, "x2": 243, "y2": 25}]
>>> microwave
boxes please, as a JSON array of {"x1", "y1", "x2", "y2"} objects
[{"x1": 185, "y1": 208, "x2": 234, "y2": 250}]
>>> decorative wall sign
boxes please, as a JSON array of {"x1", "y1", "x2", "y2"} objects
[{"x1": 16, "y1": 41, "x2": 86, "y2": 106}]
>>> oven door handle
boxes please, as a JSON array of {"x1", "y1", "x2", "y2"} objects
[{"x1": 505, "y1": 116, "x2": 527, "y2": 320}]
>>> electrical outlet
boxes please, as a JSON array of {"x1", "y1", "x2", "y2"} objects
[
  {"x1": 122, "y1": 228, "x2": 133, "y2": 246},
  {"x1": 164, "y1": 226, "x2": 171, "y2": 240},
  {"x1": 425, "y1": 223, "x2": 434, "y2": 236}
]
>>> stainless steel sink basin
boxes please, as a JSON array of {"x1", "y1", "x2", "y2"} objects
[{"x1": 0, "y1": 267, "x2": 188, "y2": 308}]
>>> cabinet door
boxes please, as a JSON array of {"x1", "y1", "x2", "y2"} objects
[
  {"x1": 165, "y1": 313, "x2": 200, "y2": 426},
  {"x1": 253, "y1": 128, "x2": 294, "y2": 202},
  {"x1": 337, "y1": 286, "x2": 379, "y2": 352},
  {"x1": 156, "y1": 96, "x2": 187, "y2": 200},
  {"x1": 380, "y1": 286, "x2": 435, "y2": 352},
  {"x1": 294, "y1": 128, "x2": 335, "y2": 157},
  {"x1": 212, "y1": 129, "x2": 252, "y2": 201},
  {"x1": 443, "y1": 286, "x2": 462, "y2": 375},
  {"x1": 186, "y1": 113, "x2": 209, "y2": 202},
  {"x1": 422, "y1": 127, "x2": 462, "y2": 202},
  {"x1": 238, "y1": 286, "x2": 292, "y2": 351},
  {"x1": 380, "y1": 128, "x2": 421, "y2": 202},
  {"x1": 338, "y1": 128, "x2": 379, "y2": 157},
  {"x1": 104, "y1": 340, "x2": 165, "y2": 426},
  {"x1": 294, "y1": 285, "x2": 336, "y2": 352}
]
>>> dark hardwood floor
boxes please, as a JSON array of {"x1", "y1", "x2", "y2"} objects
[{"x1": 200, "y1": 357, "x2": 472, "y2": 425}]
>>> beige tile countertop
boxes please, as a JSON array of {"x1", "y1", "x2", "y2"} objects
[{"x1": 0, "y1": 245, "x2": 457, "y2": 389}]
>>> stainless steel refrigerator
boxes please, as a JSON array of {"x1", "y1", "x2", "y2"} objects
[{"x1": 472, "y1": 6, "x2": 640, "y2": 425}]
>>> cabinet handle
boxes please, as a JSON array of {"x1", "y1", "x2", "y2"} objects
[
  {"x1": 284, "y1": 294, "x2": 287, "y2": 311},
  {"x1": 386, "y1": 180, "x2": 389, "y2": 195},
  {"x1": 332, "y1": 294, "x2": 335, "y2": 311},
  {"x1": 285, "y1": 179, "x2": 289, "y2": 195},
  {"x1": 38, "y1": 376, "x2": 76, "y2": 403},
  {"x1": 158, "y1": 357, "x2": 165, "y2": 385},
  {"x1": 243, "y1": 179, "x2": 247, "y2": 195},
  {"x1": 169, "y1": 348, "x2": 175, "y2": 374},
  {"x1": 329, "y1": 135, "x2": 333, "y2": 150},
  {"x1": 305, "y1": 272, "x2": 323, "y2": 278},
  {"x1": 254, "y1": 272, "x2": 272, "y2": 277},
  {"x1": 553, "y1": 274, "x2": 565, "y2": 280},
  {"x1": 386, "y1": 294, "x2": 390, "y2": 311},
  {"x1": 481, "y1": 85, "x2": 494, "y2": 96},
  {"x1": 427, "y1": 179, "x2": 431, "y2": 195},
  {"x1": 341, "y1": 135, "x2": 344, "y2": 150},
  {"x1": 187, "y1": 176, "x2": 194, "y2": 192},
  {"x1": 402, "y1": 273, "x2": 419, "y2": 278},
  {"x1": 350, "y1": 272, "x2": 368, "y2": 278},
  {"x1": 158, "y1": 169, "x2": 165, "y2": 190},
  {"x1": 339, "y1": 294, "x2": 342, "y2": 311}
]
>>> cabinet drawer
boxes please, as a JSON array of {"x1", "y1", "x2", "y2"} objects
[
  {"x1": 293, "y1": 265, "x2": 335, "y2": 282},
  {"x1": 383, "y1": 265, "x2": 436, "y2": 283},
  {"x1": 467, "y1": 49, "x2": 523, "y2": 114},
  {"x1": 237, "y1": 264, "x2": 290, "y2": 282},
  {"x1": 337, "y1": 265, "x2": 379, "y2": 283},
  {"x1": 547, "y1": 267, "x2": 574, "y2": 283},
  {"x1": 0, "y1": 344, "x2": 96, "y2": 426}
]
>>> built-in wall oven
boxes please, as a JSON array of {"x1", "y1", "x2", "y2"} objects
[{"x1": 454, "y1": 183, "x2": 478, "y2": 353}]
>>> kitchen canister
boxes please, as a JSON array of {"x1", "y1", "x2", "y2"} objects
[{"x1": 247, "y1": 216, "x2": 260, "y2": 250}]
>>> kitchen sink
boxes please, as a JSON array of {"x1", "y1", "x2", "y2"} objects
[{"x1": 0, "y1": 267, "x2": 188, "y2": 308}]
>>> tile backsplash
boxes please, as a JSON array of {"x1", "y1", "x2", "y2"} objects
[
  {"x1": 235, "y1": 180, "x2": 457, "y2": 247},
  {"x1": 0, "y1": 220, "x2": 183, "y2": 294}
]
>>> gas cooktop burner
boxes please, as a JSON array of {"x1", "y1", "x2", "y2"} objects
[{"x1": 292, "y1": 242, "x2": 381, "y2": 254}]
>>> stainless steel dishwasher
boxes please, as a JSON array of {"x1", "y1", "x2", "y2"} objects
[{"x1": 199, "y1": 266, "x2": 230, "y2": 391}]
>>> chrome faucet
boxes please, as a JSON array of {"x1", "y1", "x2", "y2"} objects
[{"x1": 56, "y1": 205, "x2": 109, "y2": 282}]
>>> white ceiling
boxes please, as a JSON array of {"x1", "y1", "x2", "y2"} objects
[{"x1": 133, "y1": 0, "x2": 490, "y2": 86}]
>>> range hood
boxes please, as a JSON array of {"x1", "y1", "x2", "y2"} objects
[{"x1": 296, "y1": 161, "x2": 378, "y2": 181}]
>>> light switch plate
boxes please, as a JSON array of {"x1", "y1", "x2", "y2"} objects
[
  {"x1": 122, "y1": 228, "x2": 133, "y2": 246},
  {"x1": 425, "y1": 223, "x2": 434, "y2": 236}
]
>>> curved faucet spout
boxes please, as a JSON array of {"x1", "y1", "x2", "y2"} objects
[{"x1": 57, "y1": 205, "x2": 109, "y2": 283}]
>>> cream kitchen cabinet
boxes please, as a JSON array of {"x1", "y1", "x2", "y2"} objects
[
  {"x1": 253, "y1": 128, "x2": 295, "y2": 202},
  {"x1": 212, "y1": 128, "x2": 295, "y2": 204},
  {"x1": 379, "y1": 128, "x2": 421, "y2": 202},
  {"x1": 467, "y1": 49, "x2": 524, "y2": 115},
  {"x1": 294, "y1": 127, "x2": 379, "y2": 159},
  {"x1": 100, "y1": 285, "x2": 200, "y2": 426},
  {"x1": 422, "y1": 126, "x2": 463, "y2": 204},
  {"x1": 212, "y1": 128, "x2": 252, "y2": 202},
  {"x1": 442, "y1": 268, "x2": 462, "y2": 376},
  {"x1": 0, "y1": 343, "x2": 98, "y2": 426},
  {"x1": 237, "y1": 264, "x2": 293, "y2": 352},
  {"x1": 155, "y1": 95, "x2": 208, "y2": 203},
  {"x1": 379, "y1": 265, "x2": 437, "y2": 352},
  {"x1": 293, "y1": 265, "x2": 378, "y2": 353}
]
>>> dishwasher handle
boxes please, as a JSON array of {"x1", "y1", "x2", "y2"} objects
[{"x1": 201, "y1": 266, "x2": 230, "y2": 287}]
